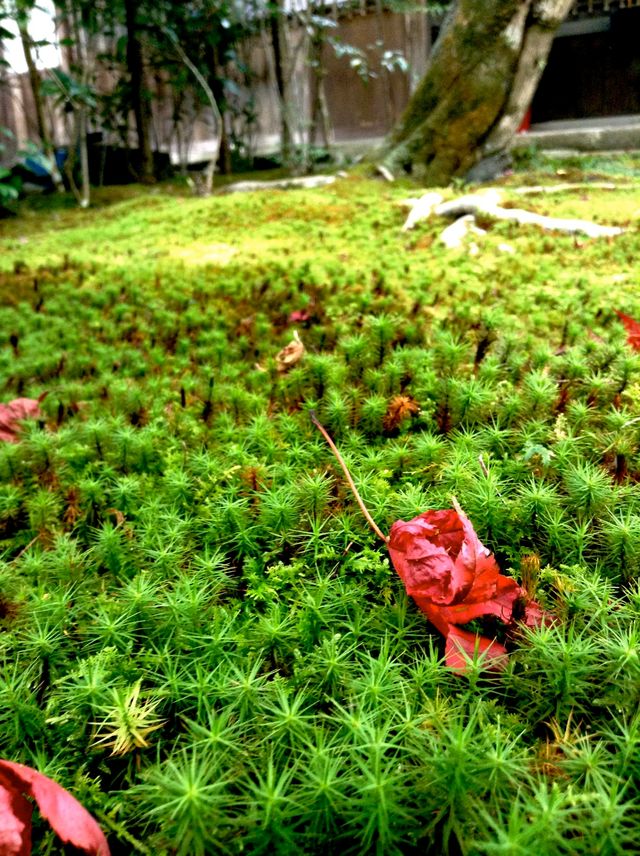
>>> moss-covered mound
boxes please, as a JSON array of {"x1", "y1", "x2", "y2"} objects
[{"x1": 0, "y1": 169, "x2": 639, "y2": 854}]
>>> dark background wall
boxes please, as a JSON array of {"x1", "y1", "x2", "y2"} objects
[{"x1": 532, "y1": 7, "x2": 640, "y2": 121}]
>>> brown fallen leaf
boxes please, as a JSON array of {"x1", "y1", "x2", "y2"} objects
[
  {"x1": 106, "y1": 508, "x2": 126, "y2": 527},
  {"x1": 383, "y1": 395, "x2": 420, "y2": 432},
  {"x1": 276, "y1": 330, "x2": 305, "y2": 373}
]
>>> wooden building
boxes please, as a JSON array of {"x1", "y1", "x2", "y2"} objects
[{"x1": 532, "y1": 1, "x2": 640, "y2": 122}]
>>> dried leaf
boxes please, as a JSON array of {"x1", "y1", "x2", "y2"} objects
[
  {"x1": 106, "y1": 508, "x2": 126, "y2": 527},
  {"x1": 383, "y1": 395, "x2": 420, "y2": 432},
  {"x1": 388, "y1": 505, "x2": 545, "y2": 672},
  {"x1": 276, "y1": 330, "x2": 305, "y2": 373},
  {"x1": 0, "y1": 760, "x2": 110, "y2": 856},
  {"x1": 0, "y1": 398, "x2": 44, "y2": 443},
  {"x1": 615, "y1": 309, "x2": 640, "y2": 351}
]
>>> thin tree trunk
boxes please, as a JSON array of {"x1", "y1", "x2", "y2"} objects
[
  {"x1": 0, "y1": 47, "x2": 18, "y2": 160},
  {"x1": 307, "y1": 69, "x2": 331, "y2": 153},
  {"x1": 78, "y1": 106, "x2": 90, "y2": 207},
  {"x1": 18, "y1": 14, "x2": 64, "y2": 191},
  {"x1": 18, "y1": 18, "x2": 49, "y2": 147},
  {"x1": 69, "y1": 0, "x2": 91, "y2": 206},
  {"x1": 206, "y1": 44, "x2": 231, "y2": 175},
  {"x1": 317, "y1": 81, "x2": 331, "y2": 150},
  {"x1": 269, "y1": 0, "x2": 293, "y2": 165},
  {"x1": 124, "y1": 0, "x2": 155, "y2": 182},
  {"x1": 404, "y1": 0, "x2": 429, "y2": 95},
  {"x1": 168, "y1": 34, "x2": 222, "y2": 195},
  {"x1": 63, "y1": 110, "x2": 80, "y2": 200},
  {"x1": 373, "y1": 0, "x2": 393, "y2": 129},
  {"x1": 383, "y1": 0, "x2": 574, "y2": 185},
  {"x1": 307, "y1": 35, "x2": 322, "y2": 150}
]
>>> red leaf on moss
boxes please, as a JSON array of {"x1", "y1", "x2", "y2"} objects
[
  {"x1": 445, "y1": 626, "x2": 508, "y2": 673},
  {"x1": 0, "y1": 782, "x2": 32, "y2": 856},
  {"x1": 309, "y1": 413, "x2": 546, "y2": 674},
  {"x1": 615, "y1": 309, "x2": 640, "y2": 351},
  {"x1": 289, "y1": 308, "x2": 311, "y2": 323},
  {"x1": 0, "y1": 760, "x2": 110, "y2": 856},
  {"x1": 388, "y1": 505, "x2": 544, "y2": 672},
  {"x1": 0, "y1": 398, "x2": 44, "y2": 443}
]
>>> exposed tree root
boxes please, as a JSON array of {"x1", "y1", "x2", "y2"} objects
[
  {"x1": 401, "y1": 188, "x2": 625, "y2": 243},
  {"x1": 435, "y1": 195, "x2": 623, "y2": 238},
  {"x1": 439, "y1": 215, "x2": 485, "y2": 250}
]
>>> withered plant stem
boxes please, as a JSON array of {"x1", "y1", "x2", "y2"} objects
[
  {"x1": 451, "y1": 495, "x2": 464, "y2": 518},
  {"x1": 310, "y1": 411, "x2": 389, "y2": 544}
]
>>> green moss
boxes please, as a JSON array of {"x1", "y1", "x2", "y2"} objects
[{"x1": 0, "y1": 168, "x2": 639, "y2": 854}]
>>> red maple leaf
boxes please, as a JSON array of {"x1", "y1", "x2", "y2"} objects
[
  {"x1": 615, "y1": 309, "x2": 640, "y2": 352},
  {"x1": 0, "y1": 760, "x2": 110, "y2": 855},
  {"x1": 0, "y1": 397, "x2": 46, "y2": 443},
  {"x1": 388, "y1": 502, "x2": 544, "y2": 671},
  {"x1": 311, "y1": 413, "x2": 547, "y2": 673}
]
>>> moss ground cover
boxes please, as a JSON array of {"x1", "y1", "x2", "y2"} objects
[{"x1": 1, "y1": 164, "x2": 640, "y2": 854}]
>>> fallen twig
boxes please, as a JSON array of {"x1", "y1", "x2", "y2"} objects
[
  {"x1": 375, "y1": 164, "x2": 395, "y2": 183},
  {"x1": 12, "y1": 534, "x2": 40, "y2": 563}
]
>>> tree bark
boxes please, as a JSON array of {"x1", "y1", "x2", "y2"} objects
[
  {"x1": 124, "y1": 0, "x2": 155, "y2": 183},
  {"x1": 69, "y1": 0, "x2": 91, "y2": 207},
  {"x1": 18, "y1": 17, "x2": 50, "y2": 148},
  {"x1": 78, "y1": 106, "x2": 90, "y2": 207},
  {"x1": 404, "y1": 0, "x2": 429, "y2": 95},
  {"x1": 307, "y1": 34, "x2": 332, "y2": 153},
  {"x1": 206, "y1": 43, "x2": 231, "y2": 175},
  {"x1": 269, "y1": 0, "x2": 293, "y2": 165},
  {"x1": 168, "y1": 34, "x2": 222, "y2": 195},
  {"x1": 383, "y1": 0, "x2": 574, "y2": 185}
]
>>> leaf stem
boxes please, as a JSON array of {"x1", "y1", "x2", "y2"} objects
[
  {"x1": 310, "y1": 411, "x2": 389, "y2": 544},
  {"x1": 451, "y1": 495, "x2": 464, "y2": 518}
]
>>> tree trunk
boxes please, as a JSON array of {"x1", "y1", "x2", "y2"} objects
[
  {"x1": 207, "y1": 44, "x2": 231, "y2": 175},
  {"x1": 18, "y1": 17, "x2": 50, "y2": 149},
  {"x1": 124, "y1": 0, "x2": 155, "y2": 183},
  {"x1": 307, "y1": 35, "x2": 331, "y2": 153},
  {"x1": 68, "y1": 0, "x2": 92, "y2": 206},
  {"x1": 78, "y1": 106, "x2": 90, "y2": 207},
  {"x1": 404, "y1": 0, "x2": 429, "y2": 95},
  {"x1": 269, "y1": 0, "x2": 293, "y2": 166},
  {"x1": 383, "y1": 0, "x2": 574, "y2": 185},
  {"x1": 168, "y1": 33, "x2": 222, "y2": 195}
]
